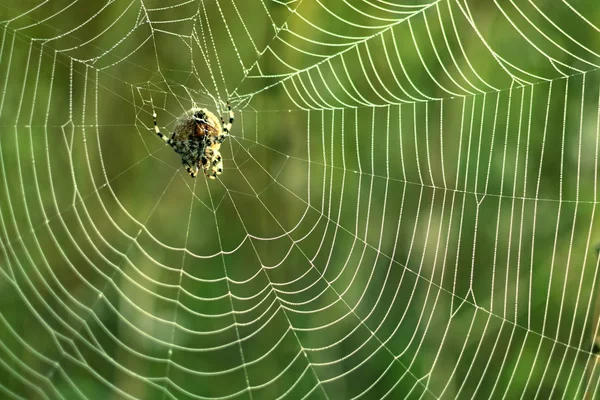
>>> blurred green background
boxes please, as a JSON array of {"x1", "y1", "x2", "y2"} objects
[{"x1": 1, "y1": 0, "x2": 600, "y2": 399}]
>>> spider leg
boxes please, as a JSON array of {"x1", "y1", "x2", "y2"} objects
[
  {"x1": 153, "y1": 112, "x2": 175, "y2": 146},
  {"x1": 219, "y1": 102, "x2": 234, "y2": 142},
  {"x1": 213, "y1": 159, "x2": 223, "y2": 175},
  {"x1": 182, "y1": 160, "x2": 198, "y2": 178},
  {"x1": 187, "y1": 165, "x2": 198, "y2": 178}
]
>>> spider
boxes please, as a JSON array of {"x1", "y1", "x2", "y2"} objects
[{"x1": 153, "y1": 102, "x2": 234, "y2": 179}]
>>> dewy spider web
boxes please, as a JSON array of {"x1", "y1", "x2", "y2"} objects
[{"x1": 0, "y1": 0, "x2": 600, "y2": 398}]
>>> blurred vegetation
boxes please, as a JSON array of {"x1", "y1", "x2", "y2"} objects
[{"x1": 1, "y1": 0, "x2": 600, "y2": 399}]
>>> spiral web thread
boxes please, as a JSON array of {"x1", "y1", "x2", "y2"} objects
[{"x1": 1, "y1": 0, "x2": 600, "y2": 399}]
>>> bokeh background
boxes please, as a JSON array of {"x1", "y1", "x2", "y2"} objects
[{"x1": 1, "y1": 0, "x2": 600, "y2": 399}]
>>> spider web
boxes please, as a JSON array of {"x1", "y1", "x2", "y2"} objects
[{"x1": 0, "y1": 0, "x2": 600, "y2": 398}]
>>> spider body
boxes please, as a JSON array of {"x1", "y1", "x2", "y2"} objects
[{"x1": 154, "y1": 103, "x2": 233, "y2": 179}]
